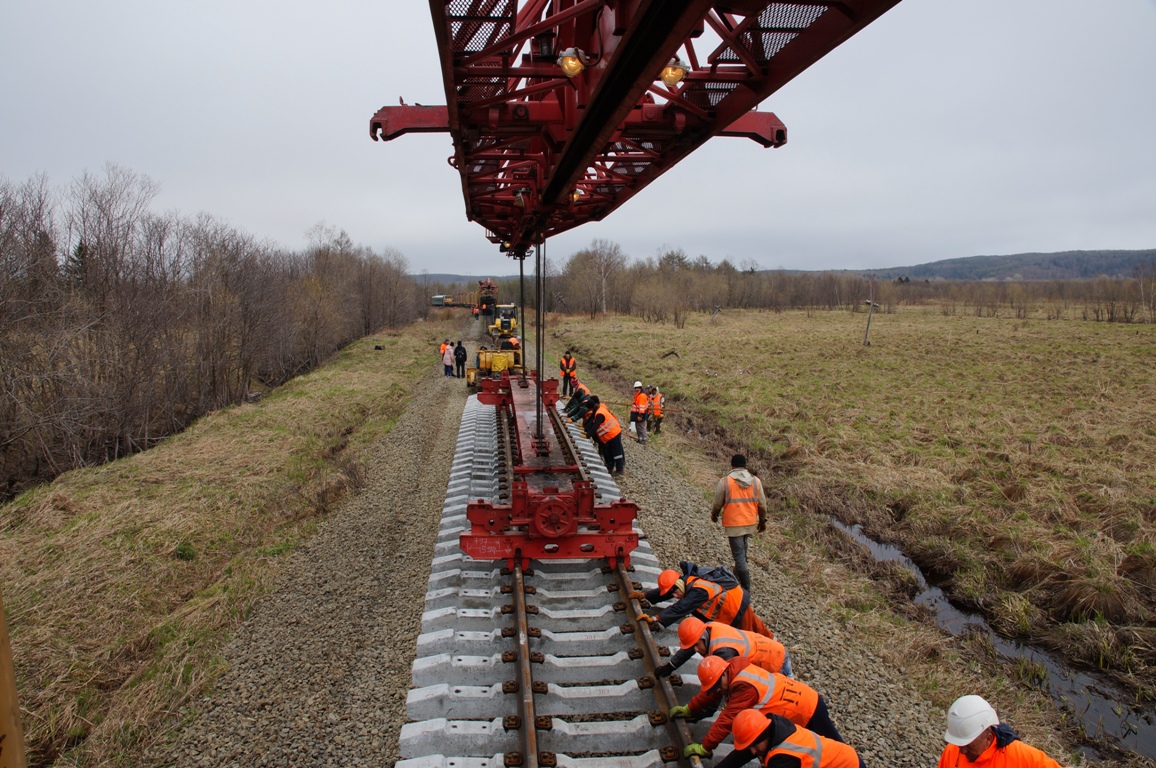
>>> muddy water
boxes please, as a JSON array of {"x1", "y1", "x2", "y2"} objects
[{"x1": 828, "y1": 517, "x2": 1155, "y2": 761}]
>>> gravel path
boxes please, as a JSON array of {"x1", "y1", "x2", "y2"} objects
[
  {"x1": 157, "y1": 368, "x2": 468, "y2": 768},
  {"x1": 157, "y1": 359, "x2": 945, "y2": 768}
]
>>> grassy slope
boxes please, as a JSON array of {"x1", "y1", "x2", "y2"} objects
[
  {"x1": 0, "y1": 322, "x2": 455, "y2": 767},
  {"x1": 552, "y1": 308, "x2": 1155, "y2": 694}
]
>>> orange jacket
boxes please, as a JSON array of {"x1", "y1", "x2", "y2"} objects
[
  {"x1": 631, "y1": 390, "x2": 649, "y2": 415},
  {"x1": 938, "y1": 729, "x2": 1067, "y2": 768},
  {"x1": 761, "y1": 722, "x2": 859, "y2": 768},
  {"x1": 650, "y1": 389, "x2": 663, "y2": 417},
  {"x1": 687, "y1": 575, "x2": 745, "y2": 625},
  {"x1": 705, "y1": 622, "x2": 785, "y2": 673},
  {"x1": 690, "y1": 658, "x2": 819, "y2": 751},
  {"x1": 721, "y1": 475, "x2": 761, "y2": 528},
  {"x1": 593, "y1": 403, "x2": 621, "y2": 442}
]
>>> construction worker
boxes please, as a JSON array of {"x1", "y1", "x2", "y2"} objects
[
  {"x1": 472, "y1": 305, "x2": 480, "y2": 320},
  {"x1": 938, "y1": 695, "x2": 1069, "y2": 768},
  {"x1": 439, "y1": 338, "x2": 450, "y2": 356},
  {"x1": 648, "y1": 385, "x2": 665, "y2": 434},
  {"x1": 629, "y1": 381, "x2": 650, "y2": 444},
  {"x1": 671, "y1": 655, "x2": 844, "y2": 760},
  {"x1": 453, "y1": 340, "x2": 467, "y2": 378},
  {"x1": 582, "y1": 395, "x2": 624, "y2": 474},
  {"x1": 656, "y1": 617, "x2": 790, "y2": 678},
  {"x1": 564, "y1": 379, "x2": 593, "y2": 420},
  {"x1": 711, "y1": 454, "x2": 768, "y2": 592},
  {"x1": 713, "y1": 709, "x2": 864, "y2": 768},
  {"x1": 637, "y1": 563, "x2": 775, "y2": 639},
  {"x1": 559, "y1": 351, "x2": 577, "y2": 396}
]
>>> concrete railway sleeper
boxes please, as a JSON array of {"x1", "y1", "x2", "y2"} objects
[{"x1": 398, "y1": 395, "x2": 730, "y2": 768}]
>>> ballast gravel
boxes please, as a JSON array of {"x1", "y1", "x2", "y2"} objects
[{"x1": 156, "y1": 367, "x2": 945, "y2": 768}]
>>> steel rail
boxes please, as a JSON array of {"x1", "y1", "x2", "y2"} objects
[
  {"x1": 615, "y1": 561, "x2": 702, "y2": 768},
  {"x1": 511, "y1": 561, "x2": 540, "y2": 768}
]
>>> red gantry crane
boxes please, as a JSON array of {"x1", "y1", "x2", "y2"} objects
[{"x1": 370, "y1": 0, "x2": 901, "y2": 256}]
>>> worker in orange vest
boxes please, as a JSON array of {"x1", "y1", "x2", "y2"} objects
[
  {"x1": 715, "y1": 709, "x2": 864, "y2": 768},
  {"x1": 648, "y1": 385, "x2": 665, "y2": 434},
  {"x1": 637, "y1": 564, "x2": 775, "y2": 639},
  {"x1": 629, "y1": 381, "x2": 650, "y2": 444},
  {"x1": 711, "y1": 454, "x2": 768, "y2": 592},
  {"x1": 657, "y1": 616, "x2": 791, "y2": 678},
  {"x1": 559, "y1": 351, "x2": 577, "y2": 396},
  {"x1": 938, "y1": 695, "x2": 1069, "y2": 768},
  {"x1": 671, "y1": 655, "x2": 844, "y2": 760},
  {"x1": 581, "y1": 395, "x2": 624, "y2": 474},
  {"x1": 439, "y1": 338, "x2": 450, "y2": 356}
]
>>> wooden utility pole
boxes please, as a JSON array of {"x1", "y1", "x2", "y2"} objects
[{"x1": 0, "y1": 592, "x2": 25, "y2": 768}]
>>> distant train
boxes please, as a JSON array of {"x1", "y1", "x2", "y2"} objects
[{"x1": 430, "y1": 278, "x2": 500, "y2": 314}]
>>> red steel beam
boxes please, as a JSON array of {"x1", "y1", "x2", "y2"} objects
[{"x1": 370, "y1": 1, "x2": 902, "y2": 255}]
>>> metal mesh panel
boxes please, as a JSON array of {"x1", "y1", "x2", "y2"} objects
[
  {"x1": 447, "y1": 0, "x2": 515, "y2": 53},
  {"x1": 742, "y1": 31, "x2": 799, "y2": 60},
  {"x1": 760, "y1": 3, "x2": 827, "y2": 30}
]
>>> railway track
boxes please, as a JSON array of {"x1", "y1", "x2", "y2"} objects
[{"x1": 398, "y1": 394, "x2": 731, "y2": 768}]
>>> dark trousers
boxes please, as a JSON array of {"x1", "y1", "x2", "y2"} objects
[
  {"x1": 601, "y1": 434, "x2": 625, "y2": 473},
  {"x1": 806, "y1": 697, "x2": 845, "y2": 743},
  {"x1": 728, "y1": 534, "x2": 751, "y2": 592},
  {"x1": 561, "y1": 373, "x2": 574, "y2": 396},
  {"x1": 455, "y1": 360, "x2": 466, "y2": 377}
]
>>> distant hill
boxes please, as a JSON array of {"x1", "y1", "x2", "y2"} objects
[{"x1": 863, "y1": 249, "x2": 1156, "y2": 281}]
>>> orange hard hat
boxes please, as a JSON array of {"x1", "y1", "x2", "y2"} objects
[
  {"x1": 657, "y1": 569, "x2": 681, "y2": 595},
  {"x1": 732, "y1": 709, "x2": 773, "y2": 751},
  {"x1": 678, "y1": 617, "x2": 707, "y2": 649},
  {"x1": 696, "y1": 654, "x2": 728, "y2": 691}
]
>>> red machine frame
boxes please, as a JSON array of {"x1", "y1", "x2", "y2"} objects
[{"x1": 459, "y1": 372, "x2": 639, "y2": 570}]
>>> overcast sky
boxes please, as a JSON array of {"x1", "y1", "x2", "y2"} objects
[{"x1": 3, "y1": 1, "x2": 1155, "y2": 275}]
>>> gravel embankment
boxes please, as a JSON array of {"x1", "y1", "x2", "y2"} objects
[{"x1": 157, "y1": 360, "x2": 945, "y2": 768}]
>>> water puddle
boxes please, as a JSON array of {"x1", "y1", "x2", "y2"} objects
[{"x1": 828, "y1": 517, "x2": 1155, "y2": 761}]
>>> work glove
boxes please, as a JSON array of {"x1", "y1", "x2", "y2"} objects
[
  {"x1": 710, "y1": 510, "x2": 720, "y2": 523},
  {"x1": 758, "y1": 513, "x2": 767, "y2": 533},
  {"x1": 654, "y1": 662, "x2": 675, "y2": 678},
  {"x1": 639, "y1": 614, "x2": 660, "y2": 627},
  {"x1": 627, "y1": 591, "x2": 647, "y2": 601},
  {"x1": 683, "y1": 743, "x2": 712, "y2": 759},
  {"x1": 668, "y1": 704, "x2": 691, "y2": 719}
]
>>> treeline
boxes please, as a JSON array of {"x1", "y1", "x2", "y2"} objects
[
  {"x1": 516, "y1": 239, "x2": 1156, "y2": 325},
  {"x1": 0, "y1": 166, "x2": 426, "y2": 500}
]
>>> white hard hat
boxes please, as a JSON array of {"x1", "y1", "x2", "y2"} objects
[
  {"x1": 944, "y1": 695, "x2": 998, "y2": 746},
  {"x1": 633, "y1": 381, "x2": 643, "y2": 388}
]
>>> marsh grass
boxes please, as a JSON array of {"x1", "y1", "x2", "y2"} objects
[
  {"x1": 555, "y1": 308, "x2": 1155, "y2": 696},
  {"x1": 0, "y1": 323, "x2": 452, "y2": 766}
]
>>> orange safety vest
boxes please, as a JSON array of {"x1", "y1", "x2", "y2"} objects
[
  {"x1": 631, "y1": 391, "x2": 649, "y2": 415},
  {"x1": 761, "y1": 724, "x2": 859, "y2": 768},
  {"x1": 650, "y1": 390, "x2": 663, "y2": 418},
  {"x1": 732, "y1": 665, "x2": 819, "y2": 725},
  {"x1": 593, "y1": 404, "x2": 622, "y2": 442},
  {"x1": 706, "y1": 622, "x2": 786, "y2": 674},
  {"x1": 439, "y1": 343, "x2": 448, "y2": 355},
  {"x1": 687, "y1": 576, "x2": 745, "y2": 626},
  {"x1": 721, "y1": 475, "x2": 761, "y2": 528},
  {"x1": 575, "y1": 381, "x2": 590, "y2": 397},
  {"x1": 560, "y1": 355, "x2": 577, "y2": 377}
]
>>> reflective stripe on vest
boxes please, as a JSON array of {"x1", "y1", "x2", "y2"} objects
[
  {"x1": 595, "y1": 404, "x2": 621, "y2": 441},
  {"x1": 707, "y1": 623, "x2": 752, "y2": 657},
  {"x1": 734, "y1": 666, "x2": 778, "y2": 710},
  {"x1": 768, "y1": 728, "x2": 823, "y2": 768},
  {"x1": 631, "y1": 392, "x2": 649, "y2": 414},
  {"x1": 722, "y1": 475, "x2": 760, "y2": 528},
  {"x1": 651, "y1": 392, "x2": 663, "y2": 417}
]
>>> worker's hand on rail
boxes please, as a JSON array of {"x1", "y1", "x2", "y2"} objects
[
  {"x1": 654, "y1": 662, "x2": 675, "y2": 678},
  {"x1": 627, "y1": 590, "x2": 647, "y2": 601},
  {"x1": 684, "y1": 743, "x2": 712, "y2": 758},
  {"x1": 668, "y1": 704, "x2": 691, "y2": 719},
  {"x1": 638, "y1": 614, "x2": 660, "y2": 626}
]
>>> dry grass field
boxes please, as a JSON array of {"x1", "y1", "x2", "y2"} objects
[
  {"x1": 0, "y1": 322, "x2": 452, "y2": 767},
  {"x1": 553, "y1": 307, "x2": 1156, "y2": 696}
]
